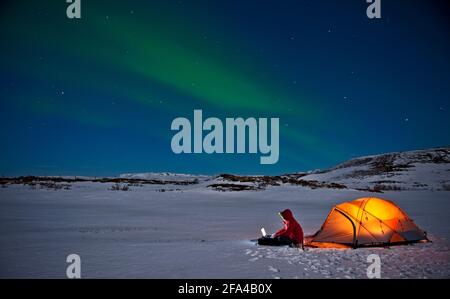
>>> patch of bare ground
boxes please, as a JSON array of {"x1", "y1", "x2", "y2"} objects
[
  {"x1": 0, "y1": 176, "x2": 200, "y2": 187},
  {"x1": 208, "y1": 183, "x2": 262, "y2": 192},
  {"x1": 215, "y1": 174, "x2": 354, "y2": 192}
]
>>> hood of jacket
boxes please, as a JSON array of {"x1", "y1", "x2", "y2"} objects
[{"x1": 280, "y1": 209, "x2": 295, "y2": 221}]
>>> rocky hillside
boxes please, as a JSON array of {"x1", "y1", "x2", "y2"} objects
[
  {"x1": 3, "y1": 148, "x2": 447, "y2": 193},
  {"x1": 212, "y1": 147, "x2": 450, "y2": 192},
  {"x1": 300, "y1": 147, "x2": 450, "y2": 191}
]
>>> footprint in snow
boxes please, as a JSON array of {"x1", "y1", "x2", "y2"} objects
[
  {"x1": 250, "y1": 251, "x2": 259, "y2": 257},
  {"x1": 268, "y1": 266, "x2": 280, "y2": 273}
]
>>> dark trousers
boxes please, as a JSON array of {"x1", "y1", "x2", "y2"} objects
[{"x1": 257, "y1": 236, "x2": 294, "y2": 246}]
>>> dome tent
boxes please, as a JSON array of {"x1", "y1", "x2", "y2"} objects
[{"x1": 308, "y1": 197, "x2": 428, "y2": 248}]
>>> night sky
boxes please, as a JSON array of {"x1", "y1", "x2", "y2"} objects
[{"x1": 1, "y1": 0, "x2": 449, "y2": 176}]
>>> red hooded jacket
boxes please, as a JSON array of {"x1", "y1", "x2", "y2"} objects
[{"x1": 273, "y1": 209, "x2": 304, "y2": 244}]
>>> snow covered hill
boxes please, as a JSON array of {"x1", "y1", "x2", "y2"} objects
[
  {"x1": 300, "y1": 147, "x2": 450, "y2": 191},
  {"x1": 115, "y1": 148, "x2": 450, "y2": 192}
]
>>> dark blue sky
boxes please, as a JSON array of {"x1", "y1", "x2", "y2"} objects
[{"x1": 0, "y1": 0, "x2": 449, "y2": 176}]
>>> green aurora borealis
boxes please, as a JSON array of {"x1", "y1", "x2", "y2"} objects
[{"x1": 1, "y1": 0, "x2": 449, "y2": 176}]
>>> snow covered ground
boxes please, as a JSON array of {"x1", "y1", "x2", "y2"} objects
[
  {"x1": 0, "y1": 180, "x2": 449, "y2": 278},
  {"x1": 301, "y1": 148, "x2": 450, "y2": 191}
]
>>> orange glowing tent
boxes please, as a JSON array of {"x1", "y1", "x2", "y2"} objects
[{"x1": 308, "y1": 197, "x2": 428, "y2": 248}]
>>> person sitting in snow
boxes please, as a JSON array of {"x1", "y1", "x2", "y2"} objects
[{"x1": 258, "y1": 209, "x2": 304, "y2": 247}]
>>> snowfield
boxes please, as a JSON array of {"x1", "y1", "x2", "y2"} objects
[
  {"x1": 1, "y1": 148, "x2": 449, "y2": 278},
  {"x1": 0, "y1": 180, "x2": 449, "y2": 278}
]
